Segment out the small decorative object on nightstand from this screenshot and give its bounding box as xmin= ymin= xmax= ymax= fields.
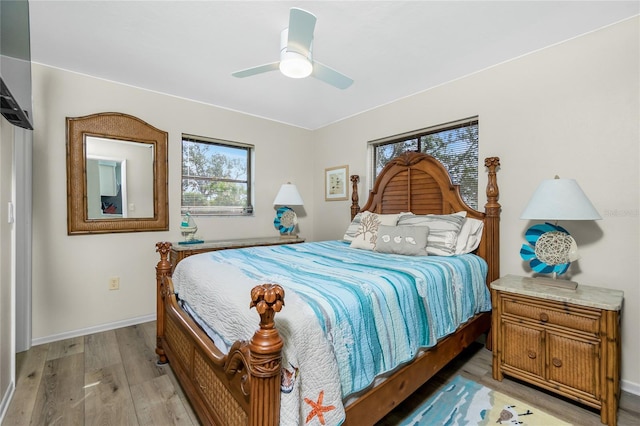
xmin=520 ymin=176 xmax=602 ymax=289
xmin=179 ymin=212 xmax=204 ymax=245
xmin=273 ymin=182 xmax=304 ymax=239
xmin=491 ymin=274 xmax=623 ymax=426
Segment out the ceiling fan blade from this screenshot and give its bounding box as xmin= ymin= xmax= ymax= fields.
xmin=232 ymin=62 xmax=280 ymax=78
xmin=287 ymin=8 xmax=316 ymax=56
xmin=312 ymin=61 xmax=353 ymax=90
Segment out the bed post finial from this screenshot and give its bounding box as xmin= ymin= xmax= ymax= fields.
xmin=155 ymin=241 xmax=172 ymax=364
xmin=484 ymin=157 xmax=500 ymax=207
xmin=351 ymin=175 xmax=360 ymax=220
xmin=250 ymin=284 xmax=285 ymax=332
xmin=248 ymin=284 xmax=285 ymax=426
xmin=156 ymin=241 xmax=172 ymax=274
xmin=483 ymin=157 xmax=501 ymax=285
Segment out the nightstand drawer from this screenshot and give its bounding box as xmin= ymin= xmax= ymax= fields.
xmin=502 ymin=295 xmax=600 ymax=334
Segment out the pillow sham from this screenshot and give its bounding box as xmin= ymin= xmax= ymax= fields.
xmin=397 ymin=212 xmax=466 ymax=256
xmin=349 ymin=212 xmax=400 ymax=251
xmin=455 ymin=217 xmax=484 ymax=254
xmin=343 ymin=212 xmax=363 ymax=242
xmin=374 ymin=225 xmax=429 ymax=256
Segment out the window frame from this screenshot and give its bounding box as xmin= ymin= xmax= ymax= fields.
xmin=368 ymin=117 xmax=479 ymax=208
xmin=181 ymin=134 xmax=254 ymax=216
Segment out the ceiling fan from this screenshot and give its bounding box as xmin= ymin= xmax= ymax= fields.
xmin=232 ymin=8 xmax=353 ymax=90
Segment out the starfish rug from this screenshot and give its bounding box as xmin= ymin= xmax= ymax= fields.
xmin=398 ymin=375 xmax=572 ymax=426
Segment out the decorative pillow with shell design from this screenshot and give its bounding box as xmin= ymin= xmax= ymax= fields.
xmin=374 ymin=225 xmax=429 ymax=256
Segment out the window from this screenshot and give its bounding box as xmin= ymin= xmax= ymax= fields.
xmin=370 ymin=118 xmax=479 ymax=208
xmin=181 ymin=135 xmax=253 ymax=215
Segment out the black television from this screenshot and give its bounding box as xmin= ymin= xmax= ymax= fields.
xmin=0 ymin=0 xmax=33 ymax=130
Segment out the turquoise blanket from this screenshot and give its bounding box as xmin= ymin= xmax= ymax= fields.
xmin=200 ymin=241 xmax=490 ymax=397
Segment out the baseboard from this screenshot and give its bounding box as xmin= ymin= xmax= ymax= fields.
xmin=31 ymin=313 xmax=156 ymax=346
xmin=0 ymin=381 xmax=15 ymax=423
xmin=621 ymin=378 xmax=640 ymax=397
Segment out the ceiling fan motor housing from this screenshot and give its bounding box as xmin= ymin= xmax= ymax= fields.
xmin=279 ymin=29 xmax=313 ymax=78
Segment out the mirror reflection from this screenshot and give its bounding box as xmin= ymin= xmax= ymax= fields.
xmin=86 ymin=137 xmax=154 ymax=219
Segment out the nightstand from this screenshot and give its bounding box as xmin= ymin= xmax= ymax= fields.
xmin=491 ymin=274 xmax=624 ymax=426
xmin=169 ymin=236 xmax=305 ymax=273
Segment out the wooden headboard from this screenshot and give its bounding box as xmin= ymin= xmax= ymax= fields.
xmin=350 ymin=151 xmax=501 ymax=284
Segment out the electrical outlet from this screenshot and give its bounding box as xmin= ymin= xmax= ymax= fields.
xmin=109 ymin=277 xmax=120 ymax=290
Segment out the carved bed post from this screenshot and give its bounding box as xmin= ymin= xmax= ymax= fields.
xmin=248 ymin=284 xmax=285 ymax=426
xmin=350 ymin=175 xmax=360 ymax=220
xmin=483 ymin=157 xmax=501 ymax=285
xmin=155 ymin=241 xmax=172 ymax=364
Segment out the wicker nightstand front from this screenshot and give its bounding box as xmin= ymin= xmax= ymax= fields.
xmin=491 ymin=275 xmax=623 ymax=426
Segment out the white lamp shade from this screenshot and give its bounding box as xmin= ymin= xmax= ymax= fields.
xmin=273 ymin=183 xmax=304 ymax=206
xmin=521 ymin=178 xmax=602 ymax=220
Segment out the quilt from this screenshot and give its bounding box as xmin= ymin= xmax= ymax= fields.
xmin=172 ymin=241 xmax=490 ymax=425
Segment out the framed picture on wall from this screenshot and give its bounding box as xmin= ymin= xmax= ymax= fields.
xmin=325 ymin=165 xmax=349 ymax=201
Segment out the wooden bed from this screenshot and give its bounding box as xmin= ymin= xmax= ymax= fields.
xmin=155 ymin=152 xmax=501 ymax=425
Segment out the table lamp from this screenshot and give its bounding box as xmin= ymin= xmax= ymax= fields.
xmin=520 ymin=176 xmax=601 ymax=289
xmin=273 ymin=183 xmax=304 ymax=238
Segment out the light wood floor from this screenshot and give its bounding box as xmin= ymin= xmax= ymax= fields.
xmin=3 ymin=322 xmax=639 ymax=425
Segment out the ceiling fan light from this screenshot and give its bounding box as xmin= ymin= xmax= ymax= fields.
xmin=279 ymin=51 xmax=313 ymax=79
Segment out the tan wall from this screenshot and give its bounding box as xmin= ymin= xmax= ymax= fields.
xmin=30 ymin=65 xmax=313 ymax=342
xmin=29 ymin=17 xmax=638 ymax=392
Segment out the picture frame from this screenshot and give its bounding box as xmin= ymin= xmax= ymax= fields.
xmin=325 ymin=165 xmax=349 ymax=201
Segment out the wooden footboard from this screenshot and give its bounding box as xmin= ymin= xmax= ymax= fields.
xmin=156 ymin=241 xmax=284 ymax=425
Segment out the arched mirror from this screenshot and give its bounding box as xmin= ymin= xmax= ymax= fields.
xmin=66 ymin=112 xmax=168 ymax=234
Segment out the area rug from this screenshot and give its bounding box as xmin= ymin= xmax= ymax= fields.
xmin=399 ymin=375 xmax=571 ymax=425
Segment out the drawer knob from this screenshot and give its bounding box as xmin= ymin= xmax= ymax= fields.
xmin=527 ymin=350 xmax=537 ymax=359
xmin=539 ymin=312 xmax=549 ymax=322
xmin=552 ymin=357 xmax=563 ymax=368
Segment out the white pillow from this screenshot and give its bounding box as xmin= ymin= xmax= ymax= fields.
xmin=397 ymin=212 xmax=466 ymax=256
xmin=350 ymin=212 xmax=400 ymax=251
xmin=455 ymin=217 xmax=484 ymax=254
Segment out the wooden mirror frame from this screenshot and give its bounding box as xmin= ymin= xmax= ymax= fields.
xmin=66 ymin=112 xmax=169 ymax=235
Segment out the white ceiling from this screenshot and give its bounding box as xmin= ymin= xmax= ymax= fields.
xmin=28 ymin=1 xmax=639 ymax=130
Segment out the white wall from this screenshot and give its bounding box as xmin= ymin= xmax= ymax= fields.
xmin=30 ymin=65 xmax=314 ymax=342
xmin=0 ymin=118 xmax=15 ymax=420
xmin=312 ymin=18 xmax=639 ymax=391
xmin=0 ymin=118 xmax=32 ymax=421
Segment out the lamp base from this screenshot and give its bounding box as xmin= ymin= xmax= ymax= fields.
xmin=532 ymin=276 xmax=578 ymax=290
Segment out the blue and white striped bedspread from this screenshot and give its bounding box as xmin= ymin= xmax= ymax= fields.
xmin=172 ymin=240 xmax=490 ymax=426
